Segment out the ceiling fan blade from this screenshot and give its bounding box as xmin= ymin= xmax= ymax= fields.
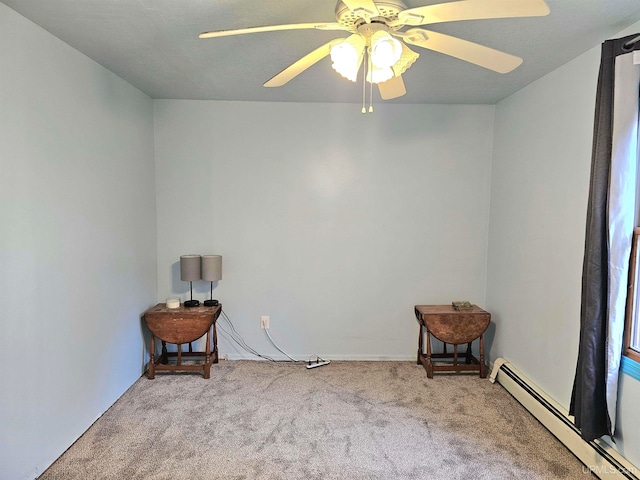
xmin=391 ymin=0 xmax=549 ymax=27
xmin=341 ymin=0 xmax=380 ymax=18
xmin=264 ymin=39 xmax=346 ymax=87
xmin=403 ymin=28 xmax=522 ymax=73
xmin=378 ymin=75 xmax=406 ymax=100
xmin=199 ymin=22 xmax=345 ymax=39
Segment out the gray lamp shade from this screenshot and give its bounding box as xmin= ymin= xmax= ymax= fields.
xmin=201 ymin=255 xmax=222 ymax=282
xmin=180 ymin=255 xmax=201 ymax=281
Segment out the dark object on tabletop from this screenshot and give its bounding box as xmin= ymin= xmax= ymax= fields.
xmin=452 ymin=300 xmax=473 ymax=311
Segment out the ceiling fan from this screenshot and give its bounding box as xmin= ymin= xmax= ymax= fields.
xmin=199 ymin=0 xmax=550 ymax=105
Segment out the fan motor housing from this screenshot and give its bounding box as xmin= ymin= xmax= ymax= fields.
xmin=335 ymin=0 xmax=407 ymax=31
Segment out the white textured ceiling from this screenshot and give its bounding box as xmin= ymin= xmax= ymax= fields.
xmin=2 ymin=0 xmax=640 ymax=104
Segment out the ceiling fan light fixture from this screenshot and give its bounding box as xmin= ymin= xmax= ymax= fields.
xmin=199 ymin=0 xmax=552 ymax=105
xmin=370 ymin=30 xmax=403 ymax=69
xmin=330 ymin=34 xmax=366 ymax=82
xmin=366 ymin=65 xmax=394 ymax=84
xmin=392 ymin=43 xmax=419 ymax=76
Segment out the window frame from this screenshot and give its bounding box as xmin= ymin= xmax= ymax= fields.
xmin=624 ymin=227 xmax=640 ymax=364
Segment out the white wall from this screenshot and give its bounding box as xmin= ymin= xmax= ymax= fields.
xmin=487 ymin=20 xmax=640 ymax=468
xmin=154 ymin=100 xmax=494 ymax=360
xmin=0 ymin=4 xmax=157 ymax=480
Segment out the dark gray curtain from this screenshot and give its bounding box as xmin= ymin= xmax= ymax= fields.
xmin=570 ymin=33 xmax=640 ymax=442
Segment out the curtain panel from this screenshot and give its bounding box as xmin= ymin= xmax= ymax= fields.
xmin=570 ymin=33 xmax=640 ymax=441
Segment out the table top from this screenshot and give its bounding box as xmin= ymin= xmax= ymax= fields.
xmin=415 ymin=304 xmax=489 ymax=316
xmin=415 ymin=304 xmax=490 ymax=344
xmin=143 ymin=303 xmax=221 ymax=344
xmin=144 ymin=303 xmax=221 ymax=315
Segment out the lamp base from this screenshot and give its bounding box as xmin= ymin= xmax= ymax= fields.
xmin=184 ymin=299 xmax=200 ymax=308
xmin=204 ymin=299 xmax=219 ymax=307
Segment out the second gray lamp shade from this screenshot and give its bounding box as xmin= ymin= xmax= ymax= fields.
xmin=180 ymin=254 xmax=201 ymax=307
xmin=202 ymin=255 xmax=222 ymax=307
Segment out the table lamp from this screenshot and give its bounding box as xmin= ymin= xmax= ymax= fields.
xmin=180 ymin=254 xmax=201 ymax=307
xmin=201 ymin=255 xmax=222 ymax=307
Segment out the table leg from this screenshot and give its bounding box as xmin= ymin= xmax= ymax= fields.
xmin=479 ymin=334 xmax=487 ymax=378
xmin=148 ymin=335 xmax=156 ymax=379
xmin=212 ymin=320 xmax=219 ymax=364
xmin=425 ymin=330 xmax=433 ymax=379
xmin=465 ymin=342 xmax=472 ymax=365
xmin=417 ymin=323 xmax=423 ymax=365
xmin=204 ymin=330 xmax=212 ymax=379
xmin=160 ymin=341 xmax=168 ymax=364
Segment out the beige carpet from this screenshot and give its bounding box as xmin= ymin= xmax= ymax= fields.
xmin=39 ymin=361 xmax=594 ymax=479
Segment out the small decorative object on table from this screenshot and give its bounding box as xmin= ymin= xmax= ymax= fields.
xmin=166 ymin=298 xmax=180 ymax=309
xmin=452 ymin=300 xmax=473 ymax=311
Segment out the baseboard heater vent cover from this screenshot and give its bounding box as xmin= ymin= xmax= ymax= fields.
xmin=490 ymin=359 xmax=638 ymax=480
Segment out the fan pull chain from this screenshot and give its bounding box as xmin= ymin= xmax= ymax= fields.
xmin=368 ymin=49 xmax=374 ymax=113
xmin=361 ymin=51 xmax=367 ymax=114
xmin=361 ymin=48 xmax=374 ymax=114
xmin=369 ymin=69 xmax=374 ymax=113
xmin=362 ymin=48 xmax=371 ymax=113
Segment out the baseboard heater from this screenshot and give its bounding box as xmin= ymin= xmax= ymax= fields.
xmin=490 ymin=359 xmax=639 ymax=480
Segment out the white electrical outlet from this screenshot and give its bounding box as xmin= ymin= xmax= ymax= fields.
xmin=260 ymin=315 xmax=270 ymax=329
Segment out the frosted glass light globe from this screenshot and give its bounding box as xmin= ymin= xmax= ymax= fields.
xmin=370 ymin=33 xmax=402 ymax=69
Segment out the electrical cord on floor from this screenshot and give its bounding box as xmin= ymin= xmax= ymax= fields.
xmin=216 ymin=321 xmax=274 ymax=361
xmin=264 ymin=328 xmax=328 ymax=367
xmin=218 ymin=310 xmax=275 ymax=361
xmin=222 ymin=310 xmax=320 ymax=363
xmin=220 ymin=309 xmax=325 ymax=365
xmin=264 ymin=328 xmax=302 ymax=363
xmin=220 ymin=311 xmax=266 ymax=358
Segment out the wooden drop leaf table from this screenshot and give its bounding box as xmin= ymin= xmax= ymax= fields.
xmin=143 ymin=303 xmax=221 ymax=379
xmin=414 ymin=304 xmax=490 ymax=378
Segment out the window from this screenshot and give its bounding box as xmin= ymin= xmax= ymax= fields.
xmin=624 ymin=227 xmax=640 ymax=363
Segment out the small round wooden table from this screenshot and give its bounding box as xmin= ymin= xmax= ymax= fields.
xmin=414 ymin=304 xmax=490 ymax=378
xmin=143 ymin=303 xmax=221 ymax=379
